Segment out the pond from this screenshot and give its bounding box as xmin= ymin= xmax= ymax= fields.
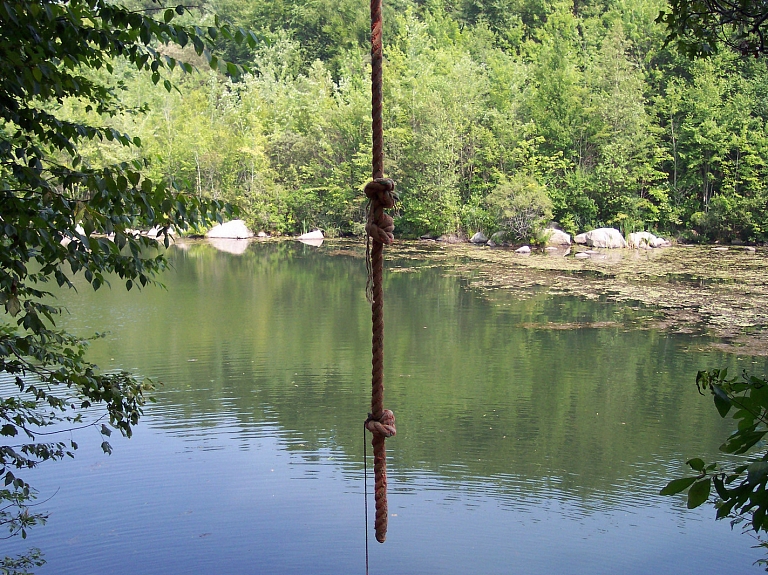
xmin=8 ymin=240 xmax=768 ymax=574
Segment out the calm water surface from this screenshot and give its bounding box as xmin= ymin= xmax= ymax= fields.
xmin=8 ymin=240 xmax=768 ymax=574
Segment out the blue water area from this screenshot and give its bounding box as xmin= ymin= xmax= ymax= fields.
xmin=5 ymin=240 xmax=767 ymax=574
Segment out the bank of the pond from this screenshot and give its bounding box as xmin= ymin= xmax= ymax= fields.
xmin=242 ymin=238 xmax=766 ymax=356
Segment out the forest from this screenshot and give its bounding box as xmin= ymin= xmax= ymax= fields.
xmin=67 ymin=0 xmax=768 ymax=242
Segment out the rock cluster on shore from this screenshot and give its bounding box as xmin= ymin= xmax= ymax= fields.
xmin=459 ymin=226 xmax=673 ymax=252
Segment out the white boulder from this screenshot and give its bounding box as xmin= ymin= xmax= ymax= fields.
xmin=298 ymin=230 xmax=324 ymax=240
xmin=206 ymin=220 xmax=254 ymax=239
xmin=581 ymin=228 xmax=627 ymax=249
xmin=628 ymin=231 xmax=656 ymax=249
xmin=545 ymin=229 xmax=572 ymax=246
xmin=628 ymin=231 xmax=670 ymax=249
xmin=515 ymin=245 xmax=531 ymax=254
xmin=574 ymin=233 xmax=588 ymax=245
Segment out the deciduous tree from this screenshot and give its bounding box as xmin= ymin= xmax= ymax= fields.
xmin=0 ymin=0 xmax=252 ymax=568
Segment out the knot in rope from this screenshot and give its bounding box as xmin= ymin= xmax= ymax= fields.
xmin=365 ymin=409 xmax=396 ymax=438
xmin=364 ymin=178 xmax=397 ymax=245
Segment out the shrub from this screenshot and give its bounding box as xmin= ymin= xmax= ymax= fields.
xmin=484 ymin=174 xmax=553 ymax=243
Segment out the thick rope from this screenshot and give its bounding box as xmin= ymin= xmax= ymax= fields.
xmin=364 ymin=181 xmax=397 ymax=545
xmin=364 ymin=0 xmax=396 ymax=546
xmin=371 ymin=0 xmax=384 ymax=181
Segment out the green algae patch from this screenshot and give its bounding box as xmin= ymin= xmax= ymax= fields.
xmin=382 ymin=241 xmax=768 ymax=355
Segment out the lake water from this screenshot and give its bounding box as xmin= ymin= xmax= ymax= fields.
xmin=7 ymin=240 xmax=768 ymax=574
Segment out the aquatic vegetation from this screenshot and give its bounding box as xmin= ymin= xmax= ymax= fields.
xmin=384 ymin=242 xmax=768 ymax=354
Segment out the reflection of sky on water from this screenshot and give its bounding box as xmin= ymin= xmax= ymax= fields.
xmin=10 ymin=413 xmax=760 ymax=575
xmin=7 ymin=242 xmax=767 ymax=574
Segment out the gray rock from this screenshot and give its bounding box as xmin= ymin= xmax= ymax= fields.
xmin=745 ymin=246 xmax=757 ymax=252
xmin=470 ymin=231 xmax=488 ymax=244
xmin=257 ymin=231 xmax=268 ymax=238
xmin=582 ymin=228 xmax=627 ymax=249
xmin=711 ymin=246 xmax=729 ymax=252
xmin=650 ymin=236 xmax=671 ymax=248
xmin=515 ymin=245 xmax=531 ymax=254
xmin=574 ymin=233 xmax=588 ymax=245
xmin=545 ymin=229 xmax=571 ymax=246
xmin=574 ymin=252 xmax=590 ymax=259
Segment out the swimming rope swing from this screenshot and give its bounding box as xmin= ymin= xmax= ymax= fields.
xmin=363 ymin=0 xmax=397 ymax=548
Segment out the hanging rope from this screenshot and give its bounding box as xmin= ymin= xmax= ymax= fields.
xmin=364 ymin=0 xmax=396 ymax=546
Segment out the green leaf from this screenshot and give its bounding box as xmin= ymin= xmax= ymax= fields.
xmin=163 ymin=9 xmax=173 ymax=23
xmin=712 ymin=385 xmax=731 ymax=417
xmin=687 ymin=478 xmax=711 ymax=509
xmin=660 ymin=476 xmax=697 ymax=495
xmin=713 ymin=475 xmax=728 ymax=499
xmin=748 ymin=462 xmax=768 ymax=485
xmin=753 ymin=504 xmax=768 ymax=532
xmin=687 ymin=458 xmax=706 ymax=471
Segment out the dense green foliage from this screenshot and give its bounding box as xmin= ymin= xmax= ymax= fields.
xmin=661 ymin=369 xmax=768 ymax=562
xmin=0 ymin=0 xmax=244 ymax=569
xmin=72 ymin=0 xmax=768 ymax=242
